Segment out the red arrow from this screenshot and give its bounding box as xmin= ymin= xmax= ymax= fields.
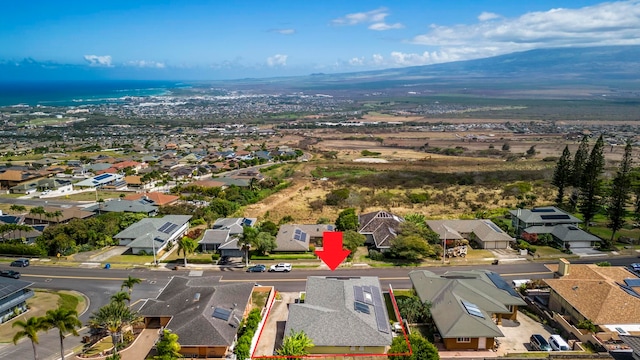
xmin=315 ymin=232 xmax=351 ymax=271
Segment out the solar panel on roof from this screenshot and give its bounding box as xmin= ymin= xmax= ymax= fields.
xmin=212 ymin=307 xmax=232 ymax=321
xmin=487 ymin=222 xmax=503 ymax=233
xmin=620 ymin=285 xmax=640 ymax=299
xmin=164 ymin=223 xmax=178 ymax=234
xmin=461 ymin=300 xmax=484 ymax=318
xmin=371 ymin=289 xmax=389 ymax=333
xmin=624 ymin=278 xmax=640 ymax=287
xmin=486 ymin=271 xmax=519 ymax=297
xmin=242 ymin=218 xmax=252 ymax=226
xmin=540 ymin=214 xmax=571 ymax=220
xmin=158 ymin=222 xmax=171 ymax=233
xmin=354 ymin=286 xmax=365 ymax=303
xmin=354 ymin=302 xmax=370 ymax=314
xmin=300 ymin=232 xmax=307 ymax=242
xmin=94 ymin=173 xmax=112 ymax=181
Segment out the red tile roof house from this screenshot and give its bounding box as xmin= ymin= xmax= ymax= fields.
xmin=124 ymin=192 xmax=180 ymax=206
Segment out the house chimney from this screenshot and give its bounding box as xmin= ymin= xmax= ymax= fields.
xmin=558 ymin=258 xmax=570 ymax=277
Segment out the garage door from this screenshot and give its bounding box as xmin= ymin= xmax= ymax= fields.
xmin=568 ymin=241 xmax=591 ymax=248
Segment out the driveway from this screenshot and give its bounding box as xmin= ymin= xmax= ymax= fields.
xmin=253 ymin=292 xmax=296 ymax=357
xmin=496 ymin=311 xmax=553 ymax=355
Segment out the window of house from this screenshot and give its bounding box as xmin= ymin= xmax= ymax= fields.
xmin=457 ymin=337 xmax=471 ymax=343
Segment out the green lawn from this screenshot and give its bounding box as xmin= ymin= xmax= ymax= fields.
xmin=55 ymin=191 xmax=128 ymax=201
xmin=252 ymin=291 xmax=269 ymax=310
xmin=106 ymin=254 xmax=157 ymax=264
xmin=83 ymin=337 xmax=114 ymax=357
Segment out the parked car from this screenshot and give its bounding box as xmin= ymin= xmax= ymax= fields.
xmin=530 ymin=334 xmax=552 ymax=351
xmin=269 ymin=263 xmax=292 ymax=272
xmin=247 ymin=264 xmax=266 ymax=273
xmin=548 ymin=335 xmax=570 ymax=351
xmin=10 ymin=258 xmax=29 ymax=267
xmin=0 ymin=270 xmax=20 ymax=279
xmin=629 ymin=263 xmax=640 ymax=272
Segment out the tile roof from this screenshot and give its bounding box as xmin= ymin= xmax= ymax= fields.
xmin=124 ymin=192 xmax=180 ymax=206
xmin=139 ymin=277 xmax=253 ymax=347
xmin=285 ymin=276 xmax=393 ymax=347
xmin=544 ymin=264 xmax=640 ymax=325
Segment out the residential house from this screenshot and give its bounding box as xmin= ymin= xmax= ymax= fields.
xmin=197 ymin=217 xmax=256 ymax=257
xmin=124 ymin=175 xmax=155 ymax=190
xmin=0 ymin=277 xmax=34 ymax=323
xmin=426 ymin=220 xmax=514 ymax=249
xmin=23 ymin=206 xmax=94 ymax=225
xmin=74 ymin=173 xmax=125 ymax=189
xmin=358 ymin=211 xmax=404 ymax=251
xmin=85 ymin=199 xmax=159 ymax=217
xmin=138 ymin=277 xmax=254 ymax=358
xmin=409 ymin=269 xmax=526 ymax=350
xmin=274 ymin=224 xmax=335 ymax=252
xmin=114 ymin=215 xmax=192 ymax=255
xmin=285 ymin=276 xmax=393 ymax=354
xmin=544 ymin=260 xmax=640 ymax=335
xmin=509 ymin=207 xmax=600 ymax=249
xmin=11 ymin=178 xmax=73 ymax=196
xmin=509 ymin=206 xmax=581 ymax=234
xmin=124 ymin=192 xmax=180 ymax=206
xmin=1 ymin=225 xmax=44 ymax=244
xmin=0 ymin=169 xmax=46 ymax=189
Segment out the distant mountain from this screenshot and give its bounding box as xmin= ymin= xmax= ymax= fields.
xmin=215 ymin=45 xmax=640 ymax=97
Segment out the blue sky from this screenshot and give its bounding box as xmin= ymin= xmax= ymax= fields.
xmin=2 ymin=0 xmax=639 ymax=80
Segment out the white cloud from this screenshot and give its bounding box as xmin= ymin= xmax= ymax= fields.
xmin=83 ymin=55 xmax=112 ymax=67
xmin=368 ymin=22 xmax=404 ymax=31
xmin=126 ymin=60 xmax=166 ymax=69
xmin=269 ymin=28 xmax=296 ymax=35
xmin=349 ymin=57 xmax=365 ymax=66
xmin=478 ymin=11 xmax=501 ymax=21
xmin=331 ymin=7 xmax=403 ymax=30
xmin=408 ymin=1 xmax=640 ymax=63
xmin=267 ymin=54 xmax=288 ymax=67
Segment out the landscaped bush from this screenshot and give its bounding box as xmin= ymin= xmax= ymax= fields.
xmin=211 ymin=253 xmax=220 ymax=261
xmin=0 ymin=243 xmax=46 ymax=257
xmin=368 ymin=249 xmax=385 ymax=261
xmin=234 ymin=308 xmax=263 ymax=360
xmin=251 ymin=253 xmax=317 ymax=260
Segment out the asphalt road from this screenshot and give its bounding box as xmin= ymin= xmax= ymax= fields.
xmin=1 ymin=255 xmax=637 ymax=360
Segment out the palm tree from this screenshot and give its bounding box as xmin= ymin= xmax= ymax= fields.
xmin=52 ymin=210 xmax=63 ymax=224
xmin=177 ymin=236 xmax=197 ymax=266
xmin=111 ymin=291 xmax=131 ymax=305
xmin=28 ymin=206 xmax=46 ymax=224
xmin=89 ymin=301 xmax=141 ymax=357
xmin=12 ymin=316 xmax=46 ymax=360
xmin=42 ymin=308 xmax=82 ymax=360
xmin=9 ymin=204 xmax=26 ymax=213
xmin=121 ymin=276 xmax=142 ymax=301
xmin=276 ymin=330 xmax=314 ymax=357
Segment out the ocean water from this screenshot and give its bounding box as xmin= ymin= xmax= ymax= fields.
xmin=0 ymin=80 xmax=184 ymax=107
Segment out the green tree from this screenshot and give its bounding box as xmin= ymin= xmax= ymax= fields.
xmin=276 ymin=330 xmax=314 ymax=357
xmin=342 ymin=230 xmax=366 ymax=260
xmin=253 ymin=232 xmax=277 ymax=255
xmin=89 ymin=301 xmax=140 ymax=357
xmin=607 ymin=140 xmax=633 ymax=248
xmin=9 ymin=204 xmax=26 ymax=213
xmin=177 ymin=236 xmax=197 ymax=266
xmin=396 ymin=297 xmax=432 ymax=324
xmin=388 ymin=333 xmax=439 ymax=360
xmin=239 ymin=226 xmax=259 ymax=266
xmin=335 ymin=208 xmax=359 ymax=231
xmin=404 ymin=213 xmax=427 ymax=229
xmin=29 ymin=206 xmax=46 ymax=223
xmin=42 ymin=308 xmax=82 ymax=360
xmin=569 ymin=135 xmax=591 ymax=211
xmin=12 ymin=316 xmax=47 ymax=360
xmin=155 ymin=329 xmax=181 ymax=360
xmin=259 ymin=221 xmax=279 ymax=236
xmin=579 ymin=135 xmax=605 ymax=229
xmin=121 ymin=276 xmax=142 ymax=305
xmin=552 ymin=146 xmax=572 ymax=206
xmin=110 ymin=291 xmax=131 ymax=305
xmin=389 ymin=235 xmax=434 ymax=262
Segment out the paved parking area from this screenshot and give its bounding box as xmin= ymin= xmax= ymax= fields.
xmin=496 ymin=311 xmax=553 ymax=355
xmin=253 ymin=292 xmax=296 ymax=357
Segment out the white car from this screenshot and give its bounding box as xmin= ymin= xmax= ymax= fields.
xmin=269 ymin=263 xmax=292 ymax=272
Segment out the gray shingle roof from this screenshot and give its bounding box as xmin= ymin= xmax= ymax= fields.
xmin=509 ymin=207 xmax=581 ymax=224
xmin=85 ymin=199 xmax=158 ymax=214
xmin=358 ymin=211 xmax=404 ymax=249
xmin=212 ymin=217 xmax=256 ymax=235
xmin=551 ymin=224 xmax=601 ymax=242
xmin=114 ymin=215 xmax=192 ymax=249
xmin=285 ymin=276 xmax=392 ymax=347
xmin=139 ymin=276 xmax=254 ymax=347
xmin=199 ymin=229 xmax=230 ymax=245
xmin=427 ymin=219 xmax=514 ymax=243
xmin=409 ymin=270 xmax=526 ymax=338
xmin=0 ymin=277 xmax=33 ymax=301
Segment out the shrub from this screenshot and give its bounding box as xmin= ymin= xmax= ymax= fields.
xmin=211 ymin=253 xmax=220 ymax=261
xmin=138 ymin=250 xmax=147 ymax=256
xmin=0 ymin=243 xmax=46 ymax=257
xmin=368 ymin=249 xmax=385 ymax=261
xmin=407 ymin=192 xmax=430 ymax=204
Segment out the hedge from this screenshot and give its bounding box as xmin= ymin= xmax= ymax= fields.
xmin=251 ymin=253 xmax=316 ymax=260
xmin=234 ymin=308 xmax=262 ymax=360
xmin=0 ymin=243 xmax=46 ymax=257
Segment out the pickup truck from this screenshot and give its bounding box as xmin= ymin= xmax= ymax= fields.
xmin=269 ymin=263 xmax=292 ymax=272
